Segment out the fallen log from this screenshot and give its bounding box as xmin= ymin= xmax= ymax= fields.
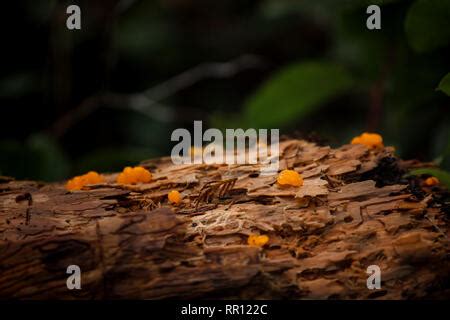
xmin=0 ymin=139 xmax=449 ymax=299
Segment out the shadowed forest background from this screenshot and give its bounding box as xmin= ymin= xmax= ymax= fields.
xmin=0 ymin=0 xmax=449 ymax=182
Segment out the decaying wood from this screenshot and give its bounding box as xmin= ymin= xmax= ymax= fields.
xmin=0 ymin=139 xmax=449 ymax=299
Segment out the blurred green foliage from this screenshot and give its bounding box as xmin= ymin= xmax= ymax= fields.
xmin=0 ymin=134 xmax=69 ymax=181
xmin=243 ymin=61 xmax=354 ymax=128
xmin=0 ymin=0 xmax=449 ymax=182
xmin=404 ymin=0 xmax=450 ymax=53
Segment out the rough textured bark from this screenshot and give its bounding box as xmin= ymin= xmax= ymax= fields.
xmin=0 ymin=139 xmax=449 ymax=299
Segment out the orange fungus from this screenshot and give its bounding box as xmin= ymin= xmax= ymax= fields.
xmin=116 ymin=166 xmax=152 ymax=184
xmin=351 ymin=132 xmax=384 ymax=149
xmin=277 ymin=169 xmax=303 ymax=187
xmin=168 ymin=190 xmax=182 ymax=205
xmin=424 ymin=176 xmax=439 ymax=186
xmin=66 ymin=171 xmax=103 ymax=191
xmin=247 ymin=234 xmax=269 ymax=247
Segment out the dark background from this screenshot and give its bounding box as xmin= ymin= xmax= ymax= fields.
xmin=0 ymin=0 xmax=449 ymax=182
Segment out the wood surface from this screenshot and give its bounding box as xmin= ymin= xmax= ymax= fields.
xmin=0 ymin=139 xmax=449 ymax=299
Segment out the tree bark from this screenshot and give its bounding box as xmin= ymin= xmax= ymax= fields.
xmin=0 ymin=139 xmax=449 ymax=299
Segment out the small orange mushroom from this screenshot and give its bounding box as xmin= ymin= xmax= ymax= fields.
xmin=424 ymin=176 xmax=439 ymax=186
xmin=247 ymin=234 xmax=269 ymax=247
xmin=168 ymin=190 xmax=182 ymax=205
xmin=351 ymin=132 xmax=384 ymax=149
xmin=277 ymin=169 xmax=303 ymax=187
xmin=66 ymin=171 xmax=103 ymax=191
xmin=116 ymin=166 xmax=152 ymax=184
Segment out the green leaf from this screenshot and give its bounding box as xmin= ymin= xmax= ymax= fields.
xmin=437 ymin=72 xmax=450 ymax=96
xmin=408 ymin=168 xmax=450 ymax=189
xmin=405 ymin=0 xmax=450 ymax=53
xmin=243 ymin=61 xmax=354 ymax=128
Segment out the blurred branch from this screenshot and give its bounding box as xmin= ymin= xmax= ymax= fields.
xmin=141 ymin=54 xmax=265 ymax=101
xmin=50 ymin=54 xmax=266 ymax=138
